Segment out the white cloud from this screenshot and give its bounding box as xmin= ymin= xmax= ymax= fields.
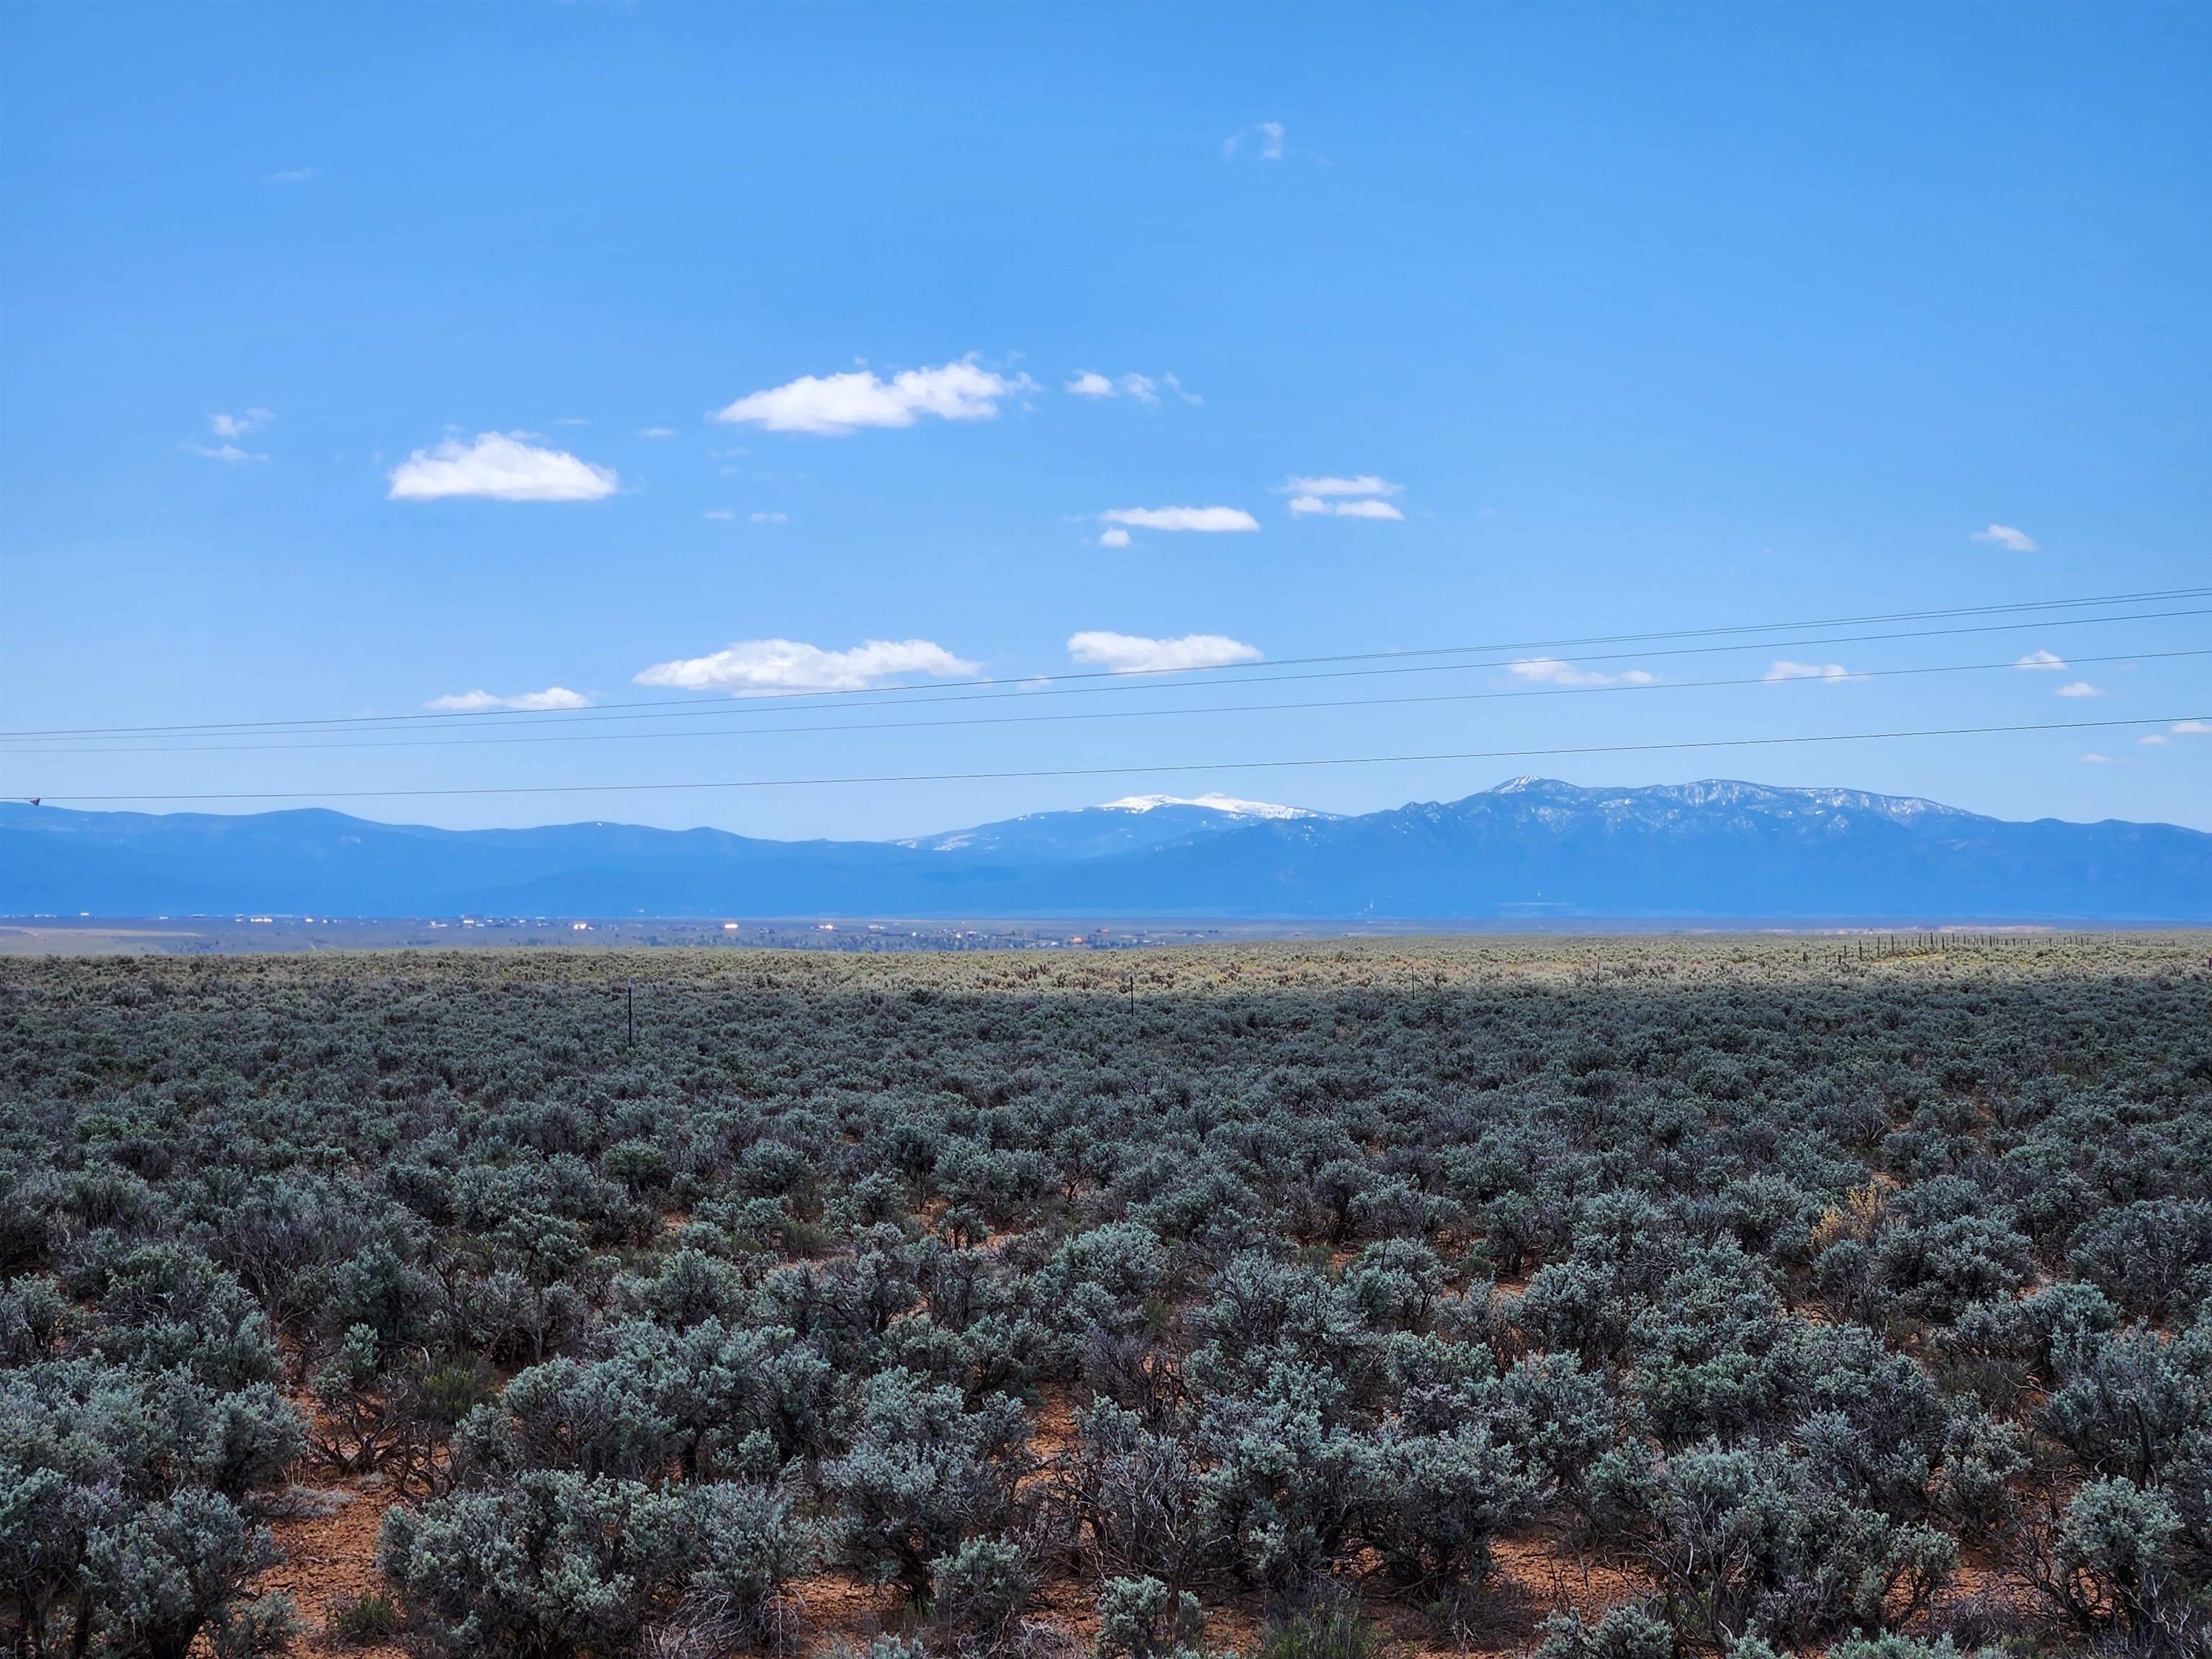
xmin=2172 ymin=719 xmax=2212 ymax=735
xmin=1097 ymin=528 xmax=1132 ymax=549
xmin=186 ymin=408 xmax=273 ymax=461
xmin=1068 ymin=631 xmax=1263 ymax=674
xmin=1067 ymin=371 xmax=1180 ymax=408
xmin=635 ymin=638 xmax=979 ymax=695
xmin=1282 ymin=475 xmax=1402 ymax=498
xmin=639 ymin=426 xmax=678 ymax=439
xmin=1223 ymin=120 xmax=1286 ymax=161
xmin=1971 ymin=523 xmax=2040 ymax=553
xmin=1507 ymin=657 xmax=1657 ymax=688
xmin=387 ymin=432 xmax=619 ymax=502
xmin=2014 ymin=649 xmax=2069 ymax=672
xmin=1282 ymin=475 xmax=1403 ymax=520
xmin=1763 ymin=660 xmax=1858 ymax=683
xmin=1291 ymin=494 xmax=1403 ymax=520
xmin=749 ymin=511 xmax=788 ymax=523
xmin=703 ymin=510 xmax=735 ymax=521
xmin=2080 ymin=752 xmax=2110 ymax=764
xmin=210 ymin=409 xmax=272 ymax=439
xmin=2139 ymin=734 xmax=2169 ymax=746
xmin=712 ymin=356 xmax=1027 ymax=435
xmin=265 ymin=167 xmax=318 ymax=184
xmin=2054 ymin=681 xmax=2102 ymax=698
xmin=426 ymin=687 xmax=592 ymax=712
xmin=1101 ymin=505 xmax=1259 ymax=533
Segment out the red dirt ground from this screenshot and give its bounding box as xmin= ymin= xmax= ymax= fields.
xmin=256 ymin=1478 xmax=405 ymax=1657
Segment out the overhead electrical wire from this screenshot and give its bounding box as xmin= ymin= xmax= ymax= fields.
xmin=9 ymin=647 xmax=2205 ymax=759
xmin=5 ymin=585 xmax=2204 ymax=741
xmin=12 ymin=604 xmax=2208 ymax=745
xmin=7 ymin=604 xmax=2208 ymax=756
xmin=12 ymin=715 xmax=2200 ymax=806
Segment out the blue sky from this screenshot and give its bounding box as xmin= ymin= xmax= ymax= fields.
xmin=1 ymin=2 xmax=2206 ymax=837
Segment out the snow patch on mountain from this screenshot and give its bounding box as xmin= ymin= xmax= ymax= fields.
xmin=1480 ymin=775 xmax=1969 ymax=827
xmin=1099 ymin=793 xmax=1313 ymax=819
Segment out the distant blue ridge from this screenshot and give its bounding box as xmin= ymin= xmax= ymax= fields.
xmin=3 ymin=778 xmax=2206 ymax=921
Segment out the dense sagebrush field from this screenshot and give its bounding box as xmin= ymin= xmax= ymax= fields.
xmin=4 ymin=939 xmax=2210 ymax=1659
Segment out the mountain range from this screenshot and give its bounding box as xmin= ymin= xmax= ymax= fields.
xmin=2 ymin=778 xmax=2206 ymax=922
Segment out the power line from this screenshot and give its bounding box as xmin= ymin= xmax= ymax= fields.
xmin=6 ymin=585 xmax=2203 ymax=740
xmin=12 ymin=714 xmax=2196 ymax=805
xmin=10 ymin=647 xmax=2203 ymax=759
xmin=482 ymin=603 xmax=2209 ymax=731
xmin=111 ymin=609 xmax=2212 ymax=744
xmin=10 ymin=604 xmax=2208 ymax=752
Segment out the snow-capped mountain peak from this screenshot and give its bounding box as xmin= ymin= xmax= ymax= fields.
xmin=1098 ymin=793 xmax=1314 ymax=820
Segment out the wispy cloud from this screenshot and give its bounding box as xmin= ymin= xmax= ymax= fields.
xmin=1282 ymin=474 xmax=1403 ymax=520
xmin=387 ymin=432 xmax=619 ymax=502
xmin=1098 ymin=528 xmax=1132 ymax=549
xmin=1971 ymin=523 xmax=2040 ymax=553
xmin=1224 ymin=120 xmax=1286 ymax=161
xmin=2054 ymin=682 xmax=2102 ymax=698
xmin=712 ymin=356 xmax=1028 ymax=435
xmin=1289 ymin=495 xmax=1403 ymax=520
xmin=1065 ymin=370 xmax=1197 ymax=409
xmin=265 ymin=167 xmax=319 ymax=184
xmin=210 ymin=409 xmax=273 ymax=440
xmin=1283 ymin=475 xmax=1401 ymax=498
xmin=1067 ymin=631 xmax=1262 ymax=674
xmin=639 ymin=426 xmax=678 ymax=439
xmin=2014 ymin=649 xmax=2068 ymax=672
xmin=1763 ymin=660 xmax=1858 ymax=683
xmin=2139 ymin=734 xmax=2169 ymax=746
xmin=184 ymin=408 xmax=273 ymax=462
xmin=635 ymin=638 xmax=979 ymax=695
xmin=426 ymin=687 xmax=592 ymax=712
xmin=1508 ymin=657 xmax=1656 ymax=688
xmin=2170 ymin=719 xmax=2211 ymax=735
xmin=749 ymin=511 xmax=788 ymax=524
xmin=1101 ymin=505 xmax=1259 ymax=533
xmin=2080 ymin=752 xmax=2111 ymax=765
xmin=703 ymin=510 xmax=735 ymax=521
